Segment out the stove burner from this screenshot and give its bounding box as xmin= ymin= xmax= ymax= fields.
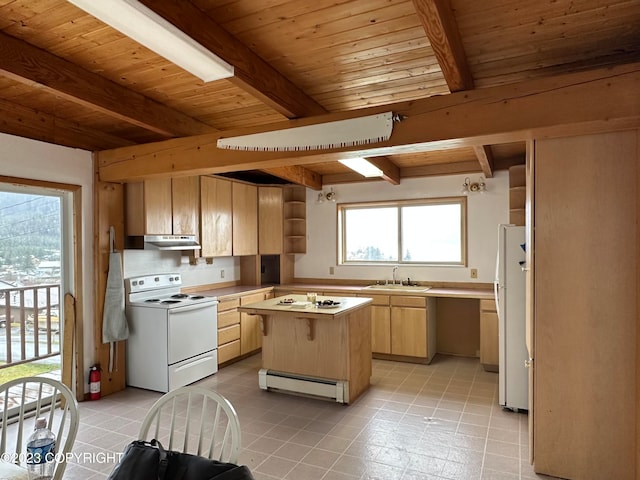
xmin=145 ymin=299 xmax=161 ymax=303
xmin=161 ymin=300 xmax=182 ymax=305
xmin=190 ymin=296 xmax=205 ymax=300
xmin=171 ymin=294 xmax=189 ymax=299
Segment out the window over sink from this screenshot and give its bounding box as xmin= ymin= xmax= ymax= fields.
xmin=337 ymin=197 xmax=466 ymax=266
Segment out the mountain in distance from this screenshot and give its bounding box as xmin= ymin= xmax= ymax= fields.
xmin=0 ymin=192 xmax=61 ymax=279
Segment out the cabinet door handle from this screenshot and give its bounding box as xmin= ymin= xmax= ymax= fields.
xmin=524 ymin=358 xmax=533 ymax=368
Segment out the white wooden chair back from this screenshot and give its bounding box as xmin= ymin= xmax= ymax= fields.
xmin=138 ymin=386 xmax=241 ymax=464
xmin=0 ymin=376 xmax=79 ymax=480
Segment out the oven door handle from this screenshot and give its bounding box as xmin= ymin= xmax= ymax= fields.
xmin=168 ymin=301 xmax=218 ymax=314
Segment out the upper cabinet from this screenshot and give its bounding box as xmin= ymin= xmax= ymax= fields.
xmin=126 ymin=177 xmax=306 ymax=261
xmin=232 ymin=182 xmax=258 ymax=256
xmin=126 ymin=178 xmax=199 ymax=236
xmin=200 ymin=176 xmax=232 ymax=257
xmin=171 ymin=177 xmax=200 ymax=236
xmin=258 ymin=186 xmax=283 ymax=255
xmin=283 ymin=186 xmax=306 ymax=254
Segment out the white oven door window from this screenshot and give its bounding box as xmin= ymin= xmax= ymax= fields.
xmin=167 ymin=303 xmax=217 ymax=364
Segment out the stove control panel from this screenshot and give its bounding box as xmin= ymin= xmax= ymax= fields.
xmin=126 ymin=273 xmax=182 ymax=293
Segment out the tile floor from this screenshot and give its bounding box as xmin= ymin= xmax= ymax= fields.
xmin=61 ymin=354 xmax=558 ymax=480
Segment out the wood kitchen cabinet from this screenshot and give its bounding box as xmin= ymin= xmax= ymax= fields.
xmin=172 ymin=176 xmax=200 ymax=236
xmin=239 ymin=291 xmax=267 ymax=355
xmin=126 ymin=177 xmax=199 ymax=237
xmin=532 ymin=132 xmax=637 ymax=479
xmin=479 ymin=299 xmax=499 ymax=372
xmin=126 ymin=179 xmax=172 ymax=235
xmin=258 ymin=186 xmax=283 ymax=254
xmin=200 ymin=176 xmax=232 ymax=257
xmin=371 ymin=305 xmax=391 ymax=354
xmin=232 ymin=182 xmax=258 ymax=255
xmin=217 ymin=289 xmax=272 ymax=365
xmin=364 ymin=295 xmax=391 ymax=354
xmin=217 ymin=297 xmax=241 ymax=365
xmin=390 ymin=296 xmax=427 ymax=358
xmin=358 ymin=293 xmax=434 ymax=362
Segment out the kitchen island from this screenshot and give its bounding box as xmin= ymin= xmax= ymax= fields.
xmin=237 ymin=294 xmax=372 ymax=404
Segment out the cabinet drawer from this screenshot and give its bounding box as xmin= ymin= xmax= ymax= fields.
xmin=323 ymin=291 xmax=356 ymax=297
xmin=480 ymin=299 xmax=497 ymax=312
xmin=218 ymin=340 xmax=241 ymax=364
xmin=358 ymin=294 xmax=389 ymax=306
xmin=218 ymin=309 xmax=240 ymax=329
xmin=218 ymin=324 xmax=240 ymax=344
xmin=241 ymin=292 xmax=266 ymax=305
xmin=218 ymin=297 xmax=240 ymax=312
xmin=390 ymin=296 xmax=426 ymax=308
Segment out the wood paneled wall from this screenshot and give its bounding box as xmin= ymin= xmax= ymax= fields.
xmin=93 ymin=157 xmax=126 ymax=396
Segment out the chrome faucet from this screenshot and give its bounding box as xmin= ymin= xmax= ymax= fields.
xmin=392 ymin=266 xmax=399 ymax=285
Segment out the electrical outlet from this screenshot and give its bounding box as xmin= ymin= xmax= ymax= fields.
xmin=220 ymin=269 xmax=225 ymax=279
xmin=329 ymin=266 xmax=335 ymax=275
xmin=470 ymin=268 xmax=478 ymax=279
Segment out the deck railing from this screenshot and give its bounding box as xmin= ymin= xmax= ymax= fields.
xmin=0 ymin=284 xmax=61 ymax=368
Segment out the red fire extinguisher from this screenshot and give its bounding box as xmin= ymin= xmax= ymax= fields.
xmin=89 ymin=365 xmax=101 ymax=400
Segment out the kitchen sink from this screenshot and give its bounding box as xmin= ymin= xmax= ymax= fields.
xmin=364 ymin=284 xmax=431 ymax=292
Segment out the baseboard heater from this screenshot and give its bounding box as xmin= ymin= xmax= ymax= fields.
xmin=258 ymin=369 xmax=349 ymax=404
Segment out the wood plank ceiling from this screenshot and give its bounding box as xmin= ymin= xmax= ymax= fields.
xmin=0 ymin=0 xmax=638 ymax=188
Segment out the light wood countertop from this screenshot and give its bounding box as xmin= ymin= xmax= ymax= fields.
xmin=185 ymin=284 xmax=275 ymax=299
xmin=187 ymin=283 xmax=494 ymax=301
xmin=237 ymin=294 xmax=372 ymax=318
xmin=275 ymin=284 xmax=494 ymax=300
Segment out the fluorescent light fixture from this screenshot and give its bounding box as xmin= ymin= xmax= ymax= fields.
xmin=339 ymin=158 xmax=383 ymax=178
xmin=68 ymin=0 xmax=234 ymax=82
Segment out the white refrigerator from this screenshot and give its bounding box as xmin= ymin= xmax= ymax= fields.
xmin=494 ymin=224 xmax=529 ymax=411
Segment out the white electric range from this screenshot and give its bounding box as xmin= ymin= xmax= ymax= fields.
xmin=125 ymin=273 xmax=218 ymax=392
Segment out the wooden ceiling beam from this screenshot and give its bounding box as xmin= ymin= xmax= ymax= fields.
xmin=366 ymin=157 xmax=401 ymax=185
xmin=401 ymin=160 xmax=482 ymax=179
xmin=139 ymin=0 xmax=326 ymax=119
xmin=413 ymin=1 xmax=498 ymax=176
xmin=0 ymin=97 xmax=135 ymax=151
xmin=139 ymin=0 xmax=345 ymax=189
xmin=323 ymin=160 xmax=483 ymax=185
xmin=412 ymin=0 xmax=474 ymax=92
xmin=473 ymin=145 xmax=494 ymax=178
xmin=142 ymin=1 xmax=403 ymax=188
xmin=0 ymin=31 xmax=214 ymax=138
xmin=262 ymin=166 xmax=323 ymax=190
xmin=97 ymin=62 xmax=640 ymax=182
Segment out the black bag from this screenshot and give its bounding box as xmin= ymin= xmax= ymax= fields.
xmin=107 ymin=439 xmax=255 ymax=480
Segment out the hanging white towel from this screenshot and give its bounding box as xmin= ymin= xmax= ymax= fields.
xmin=102 ymin=227 xmax=128 ymax=372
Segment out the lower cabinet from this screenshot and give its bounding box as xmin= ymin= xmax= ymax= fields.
xmin=371 ymin=305 xmax=391 ymax=354
xmin=479 ymin=299 xmax=499 ymax=371
xmin=367 ymin=295 xmax=391 ymax=354
xmin=240 ymin=291 xmax=269 ymax=355
xmin=359 ymin=294 xmax=434 ymax=363
xmin=217 ymin=289 xmax=272 ymax=365
xmin=217 ymin=297 xmax=241 ymax=365
xmin=390 ymin=296 xmax=427 ymax=358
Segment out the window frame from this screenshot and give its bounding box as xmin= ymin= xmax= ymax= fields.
xmin=337 ymin=196 xmax=467 ymax=266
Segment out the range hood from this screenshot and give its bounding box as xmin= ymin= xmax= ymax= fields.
xmin=143 ymin=235 xmax=201 ymax=251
